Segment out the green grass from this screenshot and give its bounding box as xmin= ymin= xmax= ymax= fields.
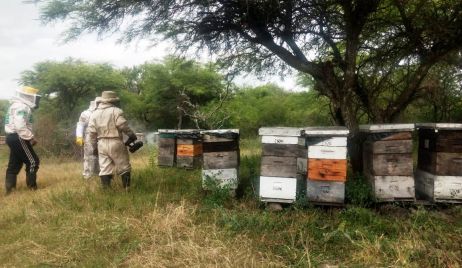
xmin=0 ymin=142 xmax=461 ymax=267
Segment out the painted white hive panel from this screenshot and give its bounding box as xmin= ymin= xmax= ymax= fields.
xmin=306 ymin=137 xmax=347 ymax=147
xmin=303 ymin=126 xmax=349 ymax=136
xmin=202 ymin=169 xmax=238 ymax=189
xmin=416 ymin=123 xmax=462 ymax=130
xmin=306 ymin=180 xmax=345 ymax=203
xmin=258 ymin=127 xmax=302 ymax=137
xmin=415 ymin=169 xmax=462 ymax=202
xmin=359 ymin=124 xmax=415 ymax=133
xmin=307 ymin=146 xmax=347 ymax=159
xmin=259 ymin=176 xmax=297 ymax=202
xmin=371 ymin=175 xmax=415 ymax=201
xmin=261 ymin=135 xmax=299 ymax=145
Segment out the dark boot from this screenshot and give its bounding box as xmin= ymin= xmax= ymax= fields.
xmin=26 ymin=172 xmax=38 ymax=190
xmin=100 ymin=175 xmax=112 ymax=188
xmin=5 ymin=173 xmax=17 ymax=195
xmin=121 ymin=172 xmax=131 ymax=190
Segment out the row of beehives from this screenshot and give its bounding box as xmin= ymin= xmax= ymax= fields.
xmin=157 ymin=129 xmax=240 ymax=190
xmin=259 ymin=123 xmax=462 ymax=205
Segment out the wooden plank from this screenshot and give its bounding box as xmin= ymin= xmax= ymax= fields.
xmin=307 ymin=159 xmax=347 ymax=182
xmin=177 ymin=144 xmax=203 ymax=157
xmin=261 ymin=156 xmax=297 ymax=178
xmin=365 ymin=173 xmax=415 ymax=201
xmin=302 ymin=126 xmax=349 ymax=136
xmin=359 ymin=124 xmax=415 ymax=133
xmin=261 ymin=135 xmax=299 ymax=145
xmin=305 ymin=137 xmax=347 ymax=147
xmin=262 ymin=144 xmax=304 ymax=157
xmin=259 ymin=176 xmax=297 ymax=203
xmin=419 ymin=129 xmax=462 ymax=153
xmin=258 ymin=127 xmax=302 ymax=137
xmin=176 ymin=156 xmax=202 ymax=169
xmin=416 ymin=123 xmax=462 ymax=130
xmin=201 ymin=129 xmax=239 ymax=142
xmin=203 ymin=151 xmax=239 ymax=169
xmin=306 ymin=180 xmax=345 ymax=204
xmin=365 ymin=132 xmax=412 ymax=141
xmin=367 ymin=153 xmax=413 ymax=176
xmin=296 ymin=157 xmax=307 ymax=174
xmin=158 ymin=138 xmax=175 ymax=146
xmin=307 ymin=146 xmax=347 ymax=160
xmin=177 ymin=138 xmax=201 ymax=145
xmin=202 ymin=168 xmax=238 ymax=189
xmin=202 ymin=135 xmax=236 ymax=143
xmin=418 ymin=150 xmax=462 ymax=176
xmin=366 ymin=140 xmax=413 ymax=154
xmin=202 ymin=141 xmax=238 ymax=153
xmin=415 ymin=169 xmax=462 ymax=203
xmin=157 ymin=155 xmax=175 ymax=167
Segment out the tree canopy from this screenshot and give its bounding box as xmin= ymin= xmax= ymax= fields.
xmin=37 ymin=0 xmax=462 ymax=128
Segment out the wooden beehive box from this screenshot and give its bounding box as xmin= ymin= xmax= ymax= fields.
xmin=360 ymin=124 xmax=416 ymax=202
xmin=157 ymin=129 xmax=177 ymax=167
xmin=303 ymin=127 xmax=349 ymax=205
xmin=415 ymin=123 xmax=462 ymax=203
xmin=201 ymin=129 xmax=240 ymax=190
xmin=258 ymin=127 xmax=304 ymax=203
xmin=176 ymin=129 xmax=203 ymax=169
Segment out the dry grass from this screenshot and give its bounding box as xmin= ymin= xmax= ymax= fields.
xmin=0 ymin=144 xmax=461 ymax=267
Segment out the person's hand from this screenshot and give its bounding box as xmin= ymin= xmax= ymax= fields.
xmin=30 ymin=138 xmax=37 ymax=146
xmin=76 ymin=137 xmax=84 ymax=146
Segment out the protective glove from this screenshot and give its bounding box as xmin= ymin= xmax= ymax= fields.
xmin=76 ymin=137 xmax=84 ymax=146
xmin=30 ymin=138 xmax=38 ymax=146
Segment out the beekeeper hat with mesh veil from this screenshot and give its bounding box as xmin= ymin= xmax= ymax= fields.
xmin=99 ymin=91 xmax=120 ymax=103
xmin=15 ymin=86 xmax=41 ymax=109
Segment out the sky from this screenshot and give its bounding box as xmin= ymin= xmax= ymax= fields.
xmin=0 ymin=1 xmax=300 ymax=100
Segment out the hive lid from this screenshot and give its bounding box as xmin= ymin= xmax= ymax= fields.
xmin=258 ymin=127 xmax=303 ymax=137
xmin=302 ymin=126 xmax=349 ymax=136
xmin=158 ymin=129 xmax=178 ymax=133
xmin=359 ymin=124 xmax=415 ymax=133
xmin=200 ymin=129 xmax=239 ymax=135
xmin=416 ymin=123 xmax=462 ymax=130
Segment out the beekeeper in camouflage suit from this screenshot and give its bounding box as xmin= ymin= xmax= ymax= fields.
xmin=76 ymin=98 xmax=100 ymax=179
xmin=87 ymin=91 xmax=137 ymax=189
xmin=4 ymin=86 xmax=41 ymax=194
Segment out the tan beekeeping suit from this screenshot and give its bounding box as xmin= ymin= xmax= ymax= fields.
xmin=87 ymin=92 xmax=135 ymax=176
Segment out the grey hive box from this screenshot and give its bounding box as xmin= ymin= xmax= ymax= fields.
xmin=259 ymin=127 xmax=305 ymax=204
xmin=360 ymin=124 xmax=416 ymax=202
xmin=415 ymin=123 xmax=462 ymax=203
xmin=201 ymin=129 xmax=240 ymax=190
xmin=157 ymin=129 xmax=177 ymax=167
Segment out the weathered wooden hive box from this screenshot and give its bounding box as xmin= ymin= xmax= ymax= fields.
xmin=258 ymin=127 xmax=305 ymax=204
xmin=360 ymin=124 xmax=415 ymax=202
xmin=415 ymin=123 xmax=462 ymax=203
xmin=302 ymin=127 xmax=349 ymax=205
xmin=201 ymin=129 xmax=240 ymax=190
xmin=176 ymin=129 xmax=203 ymax=169
xmin=157 ymin=129 xmax=177 ymax=167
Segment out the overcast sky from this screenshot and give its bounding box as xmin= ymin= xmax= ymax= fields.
xmin=0 ymin=1 xmax=299 ymax=100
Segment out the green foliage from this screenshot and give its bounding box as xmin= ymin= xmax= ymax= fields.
xmin=203 ymin=84 xmax=331 ymax=136
xmin=345 ymin=173 xmax=374 ymax=207
xmin=0 ymin=100 xmax=9 ymax=135
xmin=120 ymin=56 xmax=225 ymax=129
xmin=202 ymin=176 xmax=233 ymax=208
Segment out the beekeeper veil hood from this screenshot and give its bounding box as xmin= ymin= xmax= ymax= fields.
xmin=15 ymin=86 xmax=41 ymax=109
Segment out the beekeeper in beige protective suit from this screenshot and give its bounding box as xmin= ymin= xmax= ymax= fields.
xmin=76 ymin=98 xmax=100 ymax=179
xmin=87 ymin=91 xmax=137 ymax=189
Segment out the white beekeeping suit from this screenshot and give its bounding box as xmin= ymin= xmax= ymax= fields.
xmin=76 ymin=98 xmax=100 ymax=179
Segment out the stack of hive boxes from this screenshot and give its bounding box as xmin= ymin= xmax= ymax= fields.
xmin=415 ymin=123 xmax=462 ymax=203
xmin=176 ymin=129 xmax=203 ymax=169
xmin=259 ymin=127 xmax=304 ymax=204
xmin=360 ymin=124 xmax=415 ymax=202
xmin=201 ymin=129 xmax=240 ymax=191
xmin=157 ymin=129 xmax=177 ymax=167
xmin=303 ymin=127 xmax=349 ymax=205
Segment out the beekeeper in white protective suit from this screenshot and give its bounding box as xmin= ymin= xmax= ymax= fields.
xmin=76 ymin=98 xmax=100 ymax=179
xmin=4 ymin=86 xmax=41 ymax=195
xmin=87 ymin=91 xmax=137 ymax=189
